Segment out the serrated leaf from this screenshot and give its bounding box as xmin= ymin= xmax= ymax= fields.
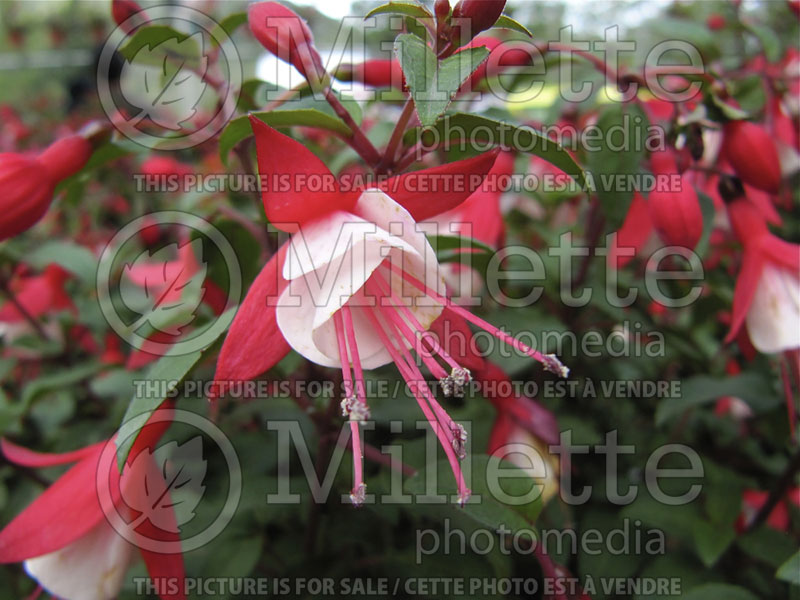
xmin=120 ymin=238 xmax=207 ymax=337
xmin=123 ymin=437 xmax=207 ymax=531
xmin=394 ymin=34 xmax=488 ymax=127
xmin=493 ymin=15 xmax=533 ymax=37
xmin=405 ymin=113 xmax=586 ymax=188
xmin=218 ymin=109 xmax=352 ymax=164
xmin=365 ymin=1 xmax=433 ymax=21
xmin=120 ymin=31 xmax=208 ymax=131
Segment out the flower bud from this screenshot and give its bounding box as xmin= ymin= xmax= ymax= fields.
xmin=435 ymin=0 xmax=451 ymax=21
xmin=111 ymin=0 xmax=148 ymax=33
xmin=335 ymin=59 xmax=405 ymax=90
xmin=647 ymin=150 xmax=703 ymax=250
xmin=722 ymin=120 xmax=782 ymax=194
xmin=450 ymin=0 xmax=506 ymax=45
xmin=706 ymin=14 xmax=726 ymax=30
xmin=0 ymin=135 xmax=91 ymax=241
xmin=248 ymin=1 xmax=324 ymax=81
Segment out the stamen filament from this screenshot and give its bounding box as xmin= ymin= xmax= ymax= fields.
xmin=383 ymin=262 xmax=569 ymax=378
xmin=361 ymin=303 xmax=470 ymax=504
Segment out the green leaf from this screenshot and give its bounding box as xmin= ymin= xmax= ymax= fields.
xmin=693 ymin=520 xmax=735 ymax=567
xmin=655 ymin=372 xmax=781 ymax=426
xmin=680 ymin=584 xmax=758 ymax=600
xmin=114 ymin=307 xmax=234 ymax=470
xmin=365 ymin=1 xmax=433 ymax=21
xmin=394 ymin=34 xmax=489 ymax=127
xmin=218 ymin=109 xmax=352 ymax=164
xmin=742 ymin=21 xmax=781 ymax=63
xmin=493 ymin=15 xmax=533 ymax=37
xmin=26 ymin=241 xmax=98 ymax=285
xmin=584 ymin=103 xmax=649 ymax=231
xmin=693 ymin=191 xmax=716 ymax=259
xmin=215 ymin=12 xmax=247 ymax=39
xmin=776 ymin=550 xmax=800 ymax=585
xmin=405 ymin=113 xmax=586 ymax=188
xmin=118 ymin=25 xmax=201 ymax=66
xmin=21 ymin=363 xmax=101 ymax=407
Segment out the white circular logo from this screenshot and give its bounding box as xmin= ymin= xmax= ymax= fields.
xmin=97 ymin=408 xmax=242 ymax=554
xmin=97 ymin=5 xmax=242 ymax=150
xmin=96 ymin=211 xmax=241 ymax=357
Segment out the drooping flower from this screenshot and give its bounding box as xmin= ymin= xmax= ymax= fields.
xmin=212 ymin=118 xmax=568 ymax=505
xmin=0 ymin=405 xmax=185 ymax=600
xmin=725 ymin=197 xmax=800 ymax=354
xmin=0 ymin=135 xmax=92 ymax=241
xmin=722 ymin=120 xmax=782 ymax=194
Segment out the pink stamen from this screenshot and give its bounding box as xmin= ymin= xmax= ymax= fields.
xmin=362 ymin=303 xmax=470 ymax=504
xmin=373 ymin=272 xmax=461 ymax=371
xmin=383 ymin=262 xmax=569 ymax=378
xmin=333 ymin=310 xmax=366 ymax=506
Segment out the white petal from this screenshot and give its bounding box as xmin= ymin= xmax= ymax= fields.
xmin=276 ymin=190 xmax=446 ymax=369
xmin=24 ymin=519 xmax=135 ymax=600
xmin=746 ymin=264 xmax=800 ymax=353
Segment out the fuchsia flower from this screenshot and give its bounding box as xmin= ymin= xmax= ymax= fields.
xmin=725 ymin=197 xmax=800 ymax=354
xmin=0 ymin=135 xmax=91 ymax=241
xmin=0 ymin=405 xmax=185 ymax=600
xmin=212 ymin=118 xmax=568 ymax=505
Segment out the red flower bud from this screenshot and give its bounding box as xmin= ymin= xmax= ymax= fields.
xmin=337 ymin=59 xmax=405 ymax=89
xmin=706 ymin=14 xmax=726 ymax=30
xmin=248 ymin=1 xmax=324 ymax=81
xmin=435 ymin=0 xmax=451 ymax=21
xmin=111 ymin=0 xmax=148 ymax=33
xmin=789 ymin=0 xmax=800 ymax=18
xmin=0 ymin=135 xmax=91 ymax=241
xmin=450 ymin=0 xmax=506 ymax=45
xmin=722 ymin=120 xmax=782 ymax=194
xmin=647 ymin=151 xmax=703 ymax=249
